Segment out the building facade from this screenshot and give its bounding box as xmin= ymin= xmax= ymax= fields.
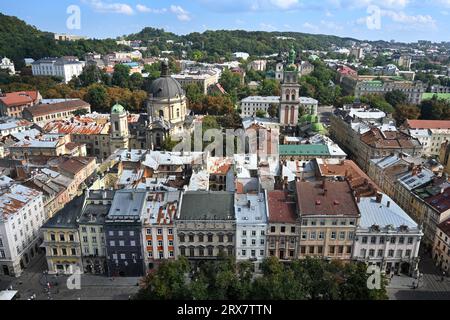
xmin=77 ymin=189 xmax=115 ymax=275
xmin=175 ymin=191 xmax=236 ymax=262
xmin=235 ymin=192 xmax=268 ymax=271
xmin=296 ymin=180 xmax=360 ymax=260
xmin=142 ymin=190 xmax=180 ymax=272
xmin=353 ymin=194 xmax=422 ymax=276
xmin=266 ymin=191 xmax=299 ymax=261
xmin=0 ymin=183 xmax=45 ymax=277
xmin=355 ymin=80 xmax=425 ymax=105
xmin=41 ymin=196 xmax=83 ymax=275
xmin=31 ymin=57 xmax=85 ymax=83
xmin=0 ymin=91 xmax=41 ymax=118
xmin=22 ymin=99 xmax=91 ymax=124
xmin=433 ymin=219 xmax=450 ymax=273
xmin=104 ymin=190 xmax=146 ymax=277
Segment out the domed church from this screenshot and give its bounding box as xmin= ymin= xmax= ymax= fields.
xmin=146 ymin=61 xmax=188 ymax=149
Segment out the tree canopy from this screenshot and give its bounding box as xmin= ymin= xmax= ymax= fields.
xmin=134 ymin=256 xmax=388 ymax=301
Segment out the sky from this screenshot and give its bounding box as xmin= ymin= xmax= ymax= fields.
xmin=1 ymin=0 xmax=450 ymax=43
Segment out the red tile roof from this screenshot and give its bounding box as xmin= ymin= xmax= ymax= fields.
xmin=319 ymin=160 xmax=380 ymax=196
xmin=58 ymin=157 xmax=95 ymax=175
xmin=296 ymin=180 xmax=360 ymax=217
xmin=361 ymin=128 xmax=418 ymax=149
xmin=0 ymin=91 xmax=40 ymax=107
xmin=24 ymin=100 xmax=90 ymax=117
xmin=425 ymin=187 xmax=450 ymax=213
xmin=267 ymin=191 xmax=297 ymax=223
xmin=407 ymin=120 xmax=450 ymax=130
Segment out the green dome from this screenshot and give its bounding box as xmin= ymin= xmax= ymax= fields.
xmin=111 ymin=103 xmax=125 ymax=114
xmin=312 ymin=122 xmax=325 ymax=133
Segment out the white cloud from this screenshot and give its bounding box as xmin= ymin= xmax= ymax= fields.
xmin=83 ymin=0 xmax=134 ymax=15
xmin=434 ymin=0 xmax=450 ymax=8
xmin=269 ymin=0 xmax=299 ymax=9
xmin=170 ymin=5 xmax=191 ymax=21
xmin=259 ymin=22 xmax=276 ymax=31
xmin=302 ymin=22 xmax=320 ymax=32
xmin=382 ymin=10 xmax=437 ymax=29
xmin=327 ymin=0 xmax=410 ymax=9
xmin=136 ymin=4 xmax=167 ymax=14
xmin=320 ymin=20 xmax=344 ymax=32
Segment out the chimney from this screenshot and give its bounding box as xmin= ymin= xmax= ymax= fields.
xmin=376 ymin=193 xmax=383 ymax=203
xmin=356 ymin=195 xmax=361 ymax=203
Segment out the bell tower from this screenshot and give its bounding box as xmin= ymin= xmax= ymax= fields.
xmin=110 ymin=103 xmax=129 ymax=152
xmin=279 ymin=70 xmax=301 ymax=127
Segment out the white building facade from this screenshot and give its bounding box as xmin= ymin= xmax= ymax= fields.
xmin=235 ymin=192 xmax=268 ymax=271
xmin=32 ymin=57 xmax=85 ymax=83
xmin=353 ymin=194 xmax=422 ymax=276
xmin=0 ymin=183 xmax=45 ymax=277
xmin=240 ymin=95 xmax=318 ymax=118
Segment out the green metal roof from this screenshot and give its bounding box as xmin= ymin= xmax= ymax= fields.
xmin=111 ymin=103 xmax=125 ymax=114
xmin=312 ymin=122 xmax=326 ymax=133
xmin=279 ymin=144 xmax=330 ymax=156
xmin=363 ymin=80 xmax=383 ymax=86
xmin=422 ymin=93 xmax=450 ymax=102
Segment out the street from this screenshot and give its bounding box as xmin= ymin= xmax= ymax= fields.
xmin=0 ymin=254 xmax=141 ymax=300
xmin=387 ymin=252 xmax=450 ymax=300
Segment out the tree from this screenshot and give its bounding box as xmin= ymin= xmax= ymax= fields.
xmin=191 ymin=49 xmax=204 ymax=61
xmin=161 ymin=136 xmax=179 ymax=151
xmin=258 ymin=79 xmax=280 ymax=96
xmin=72 ymin=109 xmax=89 ymax=117
xmin=360 ymin=94 xmax=394 ymax=114
xmin=143 ymin=63 xmax=161 ymax=82
xmin=219 ymin=69 xmax=241 ymax=94
xmin=77 ymin=64 xmax=104 ymax=87
xmin=129 ymin=72 xmax=144 ymax=91
xmin=420 ymin=95 xmax=450 ymax=120
xmin=256 ymin=110 xmax=267 ymax=118
xmin=393 ymin=104 xmax=421 ymax=125
xmin=185 ymin=83 xmax=204 ymax=105
xmin=385 ymin=90 xmax=407 ymax=108
xmin=268 ymin=104 xmax=279 ymax=118
xmin=112 ymin=64 xmax=131 ymax=88
xmin=84 ymin=84 xmax=109 ymax=111
xmin=135 ymin=256 xmax=191 ymax=300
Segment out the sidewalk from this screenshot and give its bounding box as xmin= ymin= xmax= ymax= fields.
xmin=386 ymin=274 xmax=418 ymax=290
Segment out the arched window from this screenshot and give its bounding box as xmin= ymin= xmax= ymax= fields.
xmin=290 ymin=106 xmax=295 ymax=125
xmin=285 ymin=89 xmax=290 ymax=101
xmin=284 ymin=106 xmax=289 ymax=124
xmin=177 ymin=108 xmax=180 ymax=118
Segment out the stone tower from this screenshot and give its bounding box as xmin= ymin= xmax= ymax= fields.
xmin=279 ymin=70 xmax=301 ymax=127
xmin=110 ymin=103 xmax=129 ymax=152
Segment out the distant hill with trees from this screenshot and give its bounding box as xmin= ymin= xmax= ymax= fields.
xmin=0 ymin=13 xmax=126 ymax=69
xmin=0 ymin=12 xmax=363 ymax=68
